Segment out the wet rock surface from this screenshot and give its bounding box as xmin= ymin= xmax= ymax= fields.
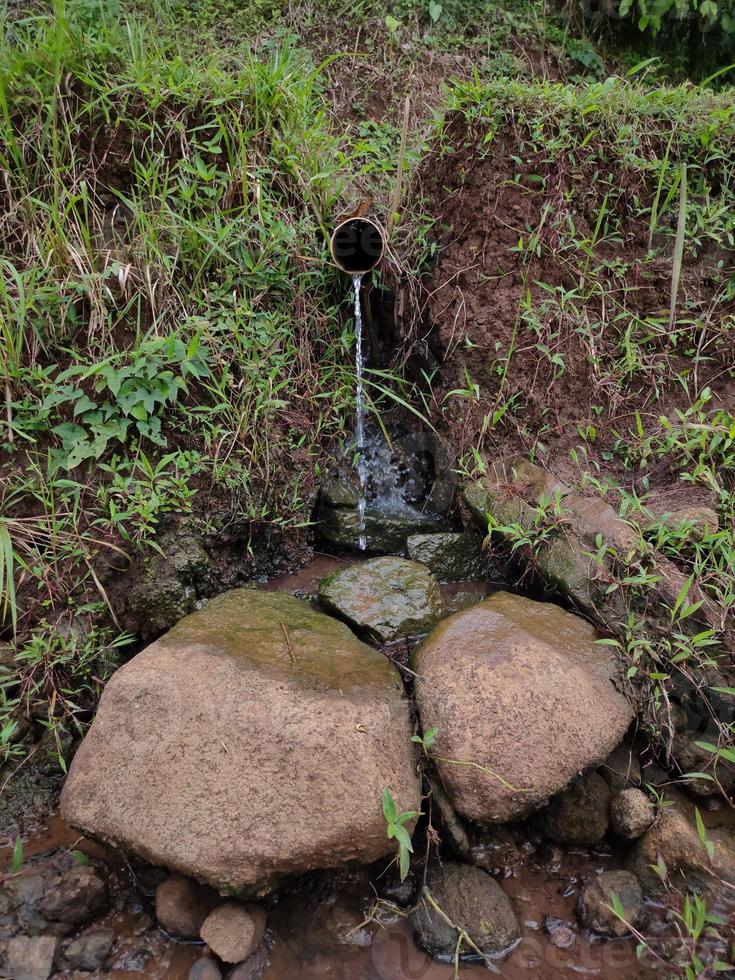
xmin=189 ymin=956 xmax=223 ymax=980
xmin=319 ymin=557 xmax=445 ymax=642
xmin=0 ymin=851 xmax=108 ymax=942
xmin=407 ymin=532 xmax=494 ymax=582
xmin=628 ymin=805 xmax=735 ymax=896
xmin=318 ymin=501 xmax=444 ymax=554
xmin=2 ymin=933 xmax=57 ymax=980
xmin=199 ymin=902 xmax=266 ymax=964
xmin=413 ymin=592 xmax=633 ymax=822
xmin=577 ymin=870 xmax=644 ymax=937
xmin=0 ymin=729 xmax=72 ymax=843
xmin=58 ymin=927 xmax=114 ymax=970
xmin=541 ymin=772 xmax=611 ymax=845
xmin=155 ymin=874 xmax=220 ymax=938
xmin=39 ymin=864 xmax=108 ymax=926
xmin=127 ymin=530 xmax=215 ymax=639
xmin=61 ymin=589 xmax=420 ymax=894
xmin=598 ymin=743 xmax=642 ymax=795
xmin=609 ymin=789 xmax=654 ymax=839
xmin=411 ymin=863 xmax=520 ymax=960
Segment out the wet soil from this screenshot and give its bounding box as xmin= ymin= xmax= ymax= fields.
xmin=0 ymin=813 xmax=657 ymax=980
xmin=408 ymin=121 xmax=735 ymax=492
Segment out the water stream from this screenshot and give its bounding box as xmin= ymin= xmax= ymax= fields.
xmin=353 ymin=273 xmax=367 ymax=551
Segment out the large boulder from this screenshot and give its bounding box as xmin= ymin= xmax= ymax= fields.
xmin=413 ymin=592 xmax=633 ymax=822
xmin=319 ymin=558 xmax=445 ymax=643
xmin=61 ymin=590 xmax=420 ymax=894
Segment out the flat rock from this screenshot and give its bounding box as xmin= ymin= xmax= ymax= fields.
xmin=319 ymin=557 xmax=445 ymax=643
xmin=2 ymin=934 xmax=57 ymax=980
xmin=318 ymin=504 xmax=444 ymax=554
xmin=407 ymin=532 xmax=492 ymax=582
xmin=411 ymin=863 xmax=519 ymax=960
xmin=200 ymin=902 xmax=265 ymax=964
xmin=60 ymin=929 xmax=114 ymax=971
xmin=61 ymin=590 xmax=420 ymax=894
xmin=413 ymin=592 xmax=633 ymax=822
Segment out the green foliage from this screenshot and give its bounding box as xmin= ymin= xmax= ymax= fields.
xmin=10 ymin=836 xmax=23 ymax=875
xmin=411 ymin=725 xmax=438 ymax=754
xmin=0 ymin=622 xmax=133 ymax=767
xmin=37 ymin=335 xmax=212 ymax=470
xmin=617 ymin=0 xmax=734 ymax=38
xmin=381 ymin=788 xmax=421 ymax=880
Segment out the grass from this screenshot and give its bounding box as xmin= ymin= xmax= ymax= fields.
xmin=0 ymin=0 xmax=365 ymax=768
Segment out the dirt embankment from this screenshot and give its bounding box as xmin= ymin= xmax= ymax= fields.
xmin=405 ymin=110 xmax=735 ymax=493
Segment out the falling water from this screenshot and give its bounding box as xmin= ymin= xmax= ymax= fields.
xmin=353 ymin=274 xmax=367 ymax=551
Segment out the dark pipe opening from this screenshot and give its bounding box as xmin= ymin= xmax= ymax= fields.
xmin=330 ymin=217 xmax=385 ymax=275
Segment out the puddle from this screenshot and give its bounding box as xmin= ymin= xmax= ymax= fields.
xmin=0 ymin=817 xmax=662 ymax=979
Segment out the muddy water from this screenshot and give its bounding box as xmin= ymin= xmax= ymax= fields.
xmin=0 ymin=814 xmax=659 ymax=980
xmin=2 ymin=555 xmax=730 ymax=978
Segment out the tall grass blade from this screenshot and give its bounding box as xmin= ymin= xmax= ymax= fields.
xmin=669 ymin=163 xmax=687 ymax=332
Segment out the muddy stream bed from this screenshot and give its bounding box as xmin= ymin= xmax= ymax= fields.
xmin=2 ymin=555 xmax=732 ymax=979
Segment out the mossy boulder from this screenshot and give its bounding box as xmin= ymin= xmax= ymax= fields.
xmin=319 ymin=558 xmax=445 ymax=643
xmin=61 ymin=590 xmax=420 ymax=894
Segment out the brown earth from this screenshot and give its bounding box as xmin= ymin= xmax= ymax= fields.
xmin=404 ymin=118 xmax=735 ymax=492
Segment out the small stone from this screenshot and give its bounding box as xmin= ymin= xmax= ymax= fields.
xmin=4 ymin=934 xmax=57 ymax=980
xmin=155 ymin=874 xmax=220 ymax=938
xmin=410 ymin=863 xmax=520 ymax=960
xmin=318 ymin=557 xmax=445 ymax=643
xmin=577 ymin=871 xmax=643 ymax=938
xmin=61 ymin=929 xmax=114 ymax=971
xmin=610 ymin=789 xmax=654 ymax=839
xmin=189 ymin=956 xmax=223 ymax=980
xmin=200 ymin=903 xmax=266 ymax=964
xmin=598 ymin=744 xmax=642 ymax=795
xmin=542 ymin=773 xmax=611 ymax=845
xmin=39 ymin=865 xmax=107 ymax=926
xmin=543 ymin=915 xmax=576 ymax=948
